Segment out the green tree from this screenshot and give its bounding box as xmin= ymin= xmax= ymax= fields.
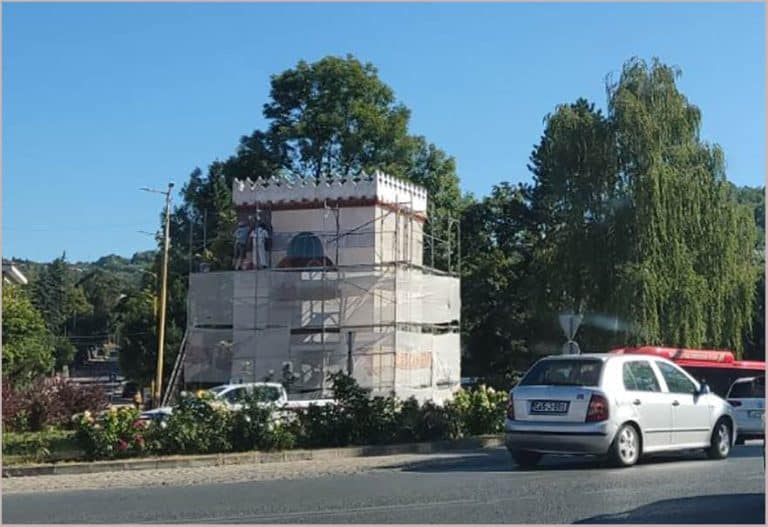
xmin=30 ymin=253 xmax=92 ymax=368
xmin=263 ymin=55 xmax=412 ymax=180
xmin=460 ymin=183 xmax=538 ymax=373
xmin=732 ymin=185 xmax=765 ymax=359
xmin=529 ymin=58 xmax=757 ymax=355
xmin=2 ymin=285 xmax=55 ymax=383
xmin=115 ymin=288 xmax=182 ymax=392
xmin=528 ymin=98 xmax=619 ymax=329
xmin=611 ymin=59 xmax=755 ymax=354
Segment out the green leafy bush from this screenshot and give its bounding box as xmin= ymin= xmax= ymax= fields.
xmin=67 ymin=374 xmax=508 ymax=461
xmin=447 ymin=385 xmax=508 ymax=436
xmin=150 ymin=392 xmax=232 ymax=455
xmin=229 ymin=392 xmax=296 ymax=452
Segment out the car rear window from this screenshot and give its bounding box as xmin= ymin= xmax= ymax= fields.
xmin=728 ymin=378 xmax=765 ymax=398
xmin=519 ymin=359 xmax=603 ymax=387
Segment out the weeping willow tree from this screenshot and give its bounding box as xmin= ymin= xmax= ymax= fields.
xmin=531 ymin=58 xmax=757 ymax=356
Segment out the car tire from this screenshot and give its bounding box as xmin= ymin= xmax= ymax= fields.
xmin=706 ymin=418 xmax=732 ymax=460
xmin=608 ymin=423 xmax=641 ymax=467
xmin=509 ymin=450 xmax=541 ymax=469
xmin=735 ymin=435 xmax=745 ymax=446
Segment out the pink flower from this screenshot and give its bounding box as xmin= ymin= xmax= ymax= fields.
xmin=117 ymin=439 xmax=129 ymax=452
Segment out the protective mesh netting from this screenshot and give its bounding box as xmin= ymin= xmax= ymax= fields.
xmin=185 ymin=265 xmax=460 ymax=402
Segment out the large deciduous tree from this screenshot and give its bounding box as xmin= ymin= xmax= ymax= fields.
xmin=263 ymin=55 xmax=412 ymax=180
xmin=460 ymin=183 xmax=537 ymax=374
xmin=529 ymin=58 xmax=757 ymax=356
xmin=2 ymin=285 xmax=55 ymax=384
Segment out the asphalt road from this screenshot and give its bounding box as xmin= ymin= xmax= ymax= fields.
xmin=3 ymin=444 xmax=765 ymax=524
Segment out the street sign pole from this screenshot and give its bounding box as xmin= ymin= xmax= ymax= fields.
xmin=558 ymin=313 xmax=583 ymax=355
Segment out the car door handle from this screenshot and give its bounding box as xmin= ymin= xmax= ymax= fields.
xmin=672 ymin=400 xmax=680 ymax=406
xmin=633 ymin=399 xmax=642 ymax=406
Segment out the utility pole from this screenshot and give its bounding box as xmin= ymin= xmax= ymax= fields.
xmin=141 ymin=182 xmax=174 ymax=408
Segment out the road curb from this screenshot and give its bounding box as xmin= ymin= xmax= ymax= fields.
xmin=2 ymin=434 xmax=504 ymax=478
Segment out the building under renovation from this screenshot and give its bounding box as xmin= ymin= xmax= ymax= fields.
xmin=179 ymin=171 xmax=461 ymax=403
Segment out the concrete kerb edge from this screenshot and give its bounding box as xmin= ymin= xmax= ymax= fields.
xmin=2 ymin=434 xmax=504 ymax=478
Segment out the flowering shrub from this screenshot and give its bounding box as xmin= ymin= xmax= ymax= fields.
xmin=447 ymin=385 xmax=509 ymax=436
xmin=67 ymin=375 xmax=509 ymax=461
xmin=2 ymin=376 xmax=109 ymax=432
xmin=73 ymin=407 xmax=148 ymax=460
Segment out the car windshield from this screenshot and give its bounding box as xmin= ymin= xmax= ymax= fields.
xmin=212 ymin=385 xmax=282 ymax=403
xmin=520 ymin=359 xmax=603 ymax=387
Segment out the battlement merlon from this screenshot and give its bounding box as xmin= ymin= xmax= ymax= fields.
xmin=232 ymin=171 xmax=428 ymax=217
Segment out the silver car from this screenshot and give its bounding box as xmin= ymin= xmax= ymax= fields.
xmin=726 ymin=376 xmax=765 ymax=444
xmin=505 ymin=353 xmax=735 ymax=468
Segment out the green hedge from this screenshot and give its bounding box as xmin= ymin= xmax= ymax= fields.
xmin=62 ymin=373 xmax=508 ymax=461
xmin=2 ymin=429 xmax=81 ymax=464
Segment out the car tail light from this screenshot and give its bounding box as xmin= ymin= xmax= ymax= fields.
xmin=507 ymin=394 xmax=515 ymax=420
xmin=728 ymin=400 xmax=742 ymax=407
xmin=586 ymin=393 xmax=609 ymax=422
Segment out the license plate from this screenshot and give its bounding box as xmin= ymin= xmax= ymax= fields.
xmin=748 ymin=410 xmax=764 ymax=419
xmin=530 ymin=400 xmax=569 ymax=414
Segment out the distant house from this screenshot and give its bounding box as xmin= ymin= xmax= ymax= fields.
xmin=2 ymin=260 xmax=28 ymax=285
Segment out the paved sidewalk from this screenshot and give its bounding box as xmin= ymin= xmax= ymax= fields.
xmin=2 ymin=450 xmax=484 ymax=495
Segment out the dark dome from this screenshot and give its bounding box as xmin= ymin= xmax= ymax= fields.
xmin=287 ymin=232 xmax=325 ymax=260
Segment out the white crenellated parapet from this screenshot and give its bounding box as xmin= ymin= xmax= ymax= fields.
xmin=233 ymin=171 xmax=428 ymax=214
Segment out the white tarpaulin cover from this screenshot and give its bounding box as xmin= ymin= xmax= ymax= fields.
xmin=185 ymin=264 xmax=460 ymax=402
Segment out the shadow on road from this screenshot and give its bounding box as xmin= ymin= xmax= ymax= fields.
xmin=383 ymin=445 xmax=764 ymax=474
xmin=574 ymin=493 xmax=766 ymax=524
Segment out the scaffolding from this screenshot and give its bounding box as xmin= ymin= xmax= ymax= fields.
xmin=174 ymin=175 xmax=462 ymax=404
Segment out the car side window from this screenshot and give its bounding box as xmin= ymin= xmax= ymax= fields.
xmin=623 ymin=361 xmax=661 ymax=392
xmin=224 ymin=388 xmax=246 ymax=403
xmin=657 ymin=361 xmax=696 ymax=394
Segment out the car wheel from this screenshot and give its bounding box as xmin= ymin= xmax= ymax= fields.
xmin=706 ymin=418 xmax=732 ymax=460
xmin=735 ymin=435 xmax=745 ymax=446
xmin=609 ymin=423 xmax=640 ymax=467
xmin=509 ymin=450 xmax=542 ymax=469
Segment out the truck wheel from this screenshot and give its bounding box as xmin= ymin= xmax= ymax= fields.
xmin=509 ymin=450 xmax=541 ymax=469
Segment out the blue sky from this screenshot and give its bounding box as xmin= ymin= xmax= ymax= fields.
xmin=3 ymin=2 xmax=765 ymax=262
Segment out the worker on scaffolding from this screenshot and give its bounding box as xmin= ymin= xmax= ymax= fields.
xmin=251 ymin=221 xmax=271 ymax=269
xmin=233 ymin=220 xmax=250 ymax=270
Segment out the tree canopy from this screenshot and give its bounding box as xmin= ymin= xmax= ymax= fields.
xmin=2 ymin=285 xmax=55 ymax=383
xmin=525 ymin=58 xmax=757 ymax=356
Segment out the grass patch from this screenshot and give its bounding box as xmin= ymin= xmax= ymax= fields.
xmin=2 ymin=429 xmax=85 ymax=465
